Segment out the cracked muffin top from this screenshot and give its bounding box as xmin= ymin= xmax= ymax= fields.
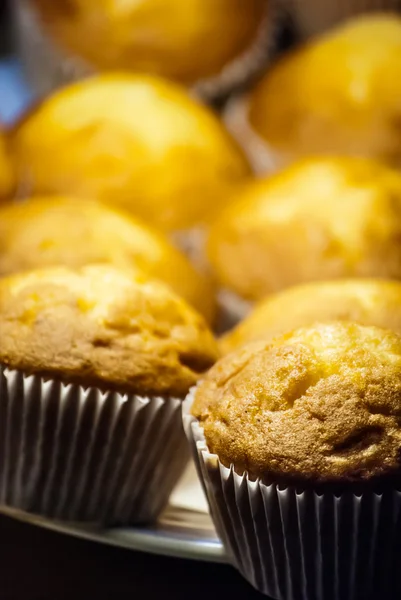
xmin=0 ymin=264 xmax=219 ymax=397
xmin=208 ymin=156 xmax=401 ymax=301
xmin=0 ymin=196 xmax=216 ymax=323
xmin=192 ymin=322 xmax=401 ymax=484
xmin=221 ymin=279 xmax=401 ymax=354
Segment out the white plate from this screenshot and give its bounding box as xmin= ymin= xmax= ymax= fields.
xmin=0 ymin=463 xmax=227 ymax=563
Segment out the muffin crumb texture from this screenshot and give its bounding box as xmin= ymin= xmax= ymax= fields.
xmin=0 ymin=265 xmax=219 ymax=397
xmin=193 ymin=322 xmax=401 ymax=484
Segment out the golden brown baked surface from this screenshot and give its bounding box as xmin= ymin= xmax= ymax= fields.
xmin=0 ymin=129 xmax=15 ymax=201
xmin=0 ymin=265 xmax=219 ymax=397
xmin=10 ymin=73 xmax=250 ymax=231
xmin=208 ymin=156 xmax=401 ymax=300
xmin=248 ymin=14 xmax=401 ymax=166
xmin=32 ymin=0 xmax=266 ymax=84
xmin=193 ymin=322 xmax=401 ymax=483
xmin=0 ymin=196 xmax=216 ymax=323
xmin=221 ymin=280 xmax=401 ymax=354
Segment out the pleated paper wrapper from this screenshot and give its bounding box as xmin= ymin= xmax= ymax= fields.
xmin=183 ymin=392 xmax=401 ymax=600
xmin=283 ymin=0 xmax=401 ymax=40
xmin=13 ymin=0 xmax=277 ymax=103
xmin=0 ymin=365 xmax=189 ymax=525
xmin=224 ymin=93 xmax=285 ymax=176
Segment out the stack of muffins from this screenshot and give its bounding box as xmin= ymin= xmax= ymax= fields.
xmin=3 ymin=4 xmax=401 ymax=599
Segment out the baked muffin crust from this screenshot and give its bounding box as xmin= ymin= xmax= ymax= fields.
xmin=10 ymin=73 xmax=250 ymax=231
xmin=248 ymin=14 xmax=401 ymax=166
xmin=208 ymin=157 xmax=401 ymax=300
xmin=221 ymin=279 xmax=401 ymax=354
xmin=0 ymin=196 xmax=216 ymax=322
xmin=0 ymin=265 xmax=219 ymax=397
xmin=31 ymin=0 xmax=266 ymax=84
xmin=193 ymin=322 xmax=401 ymax=483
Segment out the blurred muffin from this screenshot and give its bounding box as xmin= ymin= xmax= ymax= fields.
xmin=208 ymin=157 xmax=401 ymax=322
xmin=221 ymin=279 xmax=401 ymax=353
xmin=186 ymin=322 xmax=401 ymax=596
xmin=23 ymin=0 xmax=271 ymax=99
xmin=0 ymin=264 xmax=218 ymax=523
xmin=0 ymin=128 xmax=15 ymax=201
xmin=10 ymin=74 xmax=250 ymax=240
xmin=226 ymin=14 xmax=401 ymax=171
xmin=0 ymin=196 xmax=216 ymax=323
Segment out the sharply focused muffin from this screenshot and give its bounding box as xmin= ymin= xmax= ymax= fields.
xmin=0 ymin=264 xmax=218 ymax=524
xmin=228 ymin=14 xmax=401 ymax=170
xmin=187 ymin=322 xmax=401 ymax=596
xmin=193 ymin=322 xmax=401 ymax=483
xmin=0 ymin=196 xmax=216 ymax=322
xmin=221 ymin=279 xmax=401 ymax=354
xmin=0 ymin=264 xmax=218 ymax=396
xmin=28 ymin=0 xmax=270 ymax=94
xmin=208 ymin=157 xmax=401 ymax=306
xmin=10 ymin=74 xmax=251 ymax=233
xmin=0 ymin=128 xmax=15 ymax=201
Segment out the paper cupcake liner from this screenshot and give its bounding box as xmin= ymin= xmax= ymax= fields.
xmin=216 ymin=289 xmax=253 ymax=335
xmin=224 ymin=94 xmax=285 ymax=175
xmin=192 ymin=2 xmax=282 ymax=103
xmin=0 ymin=364 xmax=189 ymax=525
xmin=183 ymin=392 xmax=401 ymax=599
xmin=284 ymin=0 xmax=401 ymax=39
xmin=13 ymin=0 xmax=279 ymax=103
xmin=12 ymin=0 xmax=92 ymax=98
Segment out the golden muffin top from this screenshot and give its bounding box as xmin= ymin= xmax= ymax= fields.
xmin=0 ymin=196 xmax=216 ymax=323
xmin=193 ymin=322 xmax=401 ymax=484
xmin=31 ymin=0 xmax=267 ymax=84
xmin=10 ymin=73 xmax=250 ymax=232
xmin=0 ymin=265 xmax=219 ymax=396
xmin=208 ymin=156 xmax=401 ymax=300
xmin=221 ymin=279 xmax=401 ymax=354
xmin=248 ymin=14 xmax=401 ymax=166
xmin=0 ymin=129 xmax=15 ymax=201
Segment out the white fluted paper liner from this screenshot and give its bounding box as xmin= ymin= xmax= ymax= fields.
xmin=12 ymin=0 xmax=92 ymax=98
xmin=13 ymin=0 xmax=277 ymax=102
xmin=192 ymin=2 xmax=279 ymax=103
xmin=183 ymin=391 xmax=401 ymax=599
xmin=284 ymin=0 xmax=401 ymax=40
xmin=216 ymin=289 xmax=253 ymax=335
xmin=224 ymin=94 xmax=284 ymax=175
xmin=0 ymin=365 xmax=189 ymax=525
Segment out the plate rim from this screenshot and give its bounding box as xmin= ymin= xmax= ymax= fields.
xmin=0 ymin=504 xmax=228 ymax=564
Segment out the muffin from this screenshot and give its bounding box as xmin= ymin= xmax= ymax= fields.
xmin=0 ymin=128 xmax=15 ymax=201
xmin=184 ymin=322 xmax=401 ymax=597
xmin=208 ymin=156 xmax=401 ymax=324
xmin=10 ymin=73 xmax=251 ymax=253
xmin=0 ymin=264 xmax=218 ymax=523
xmin=226 ymin=14 xmax=401 ymax=172
xmin=0 ymin=196 xmax=216 ymax=323
xmin=221 ymin=279 xmax=401 ymax=353
xmin=14 ymin=0 xmax=272 ymax=100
